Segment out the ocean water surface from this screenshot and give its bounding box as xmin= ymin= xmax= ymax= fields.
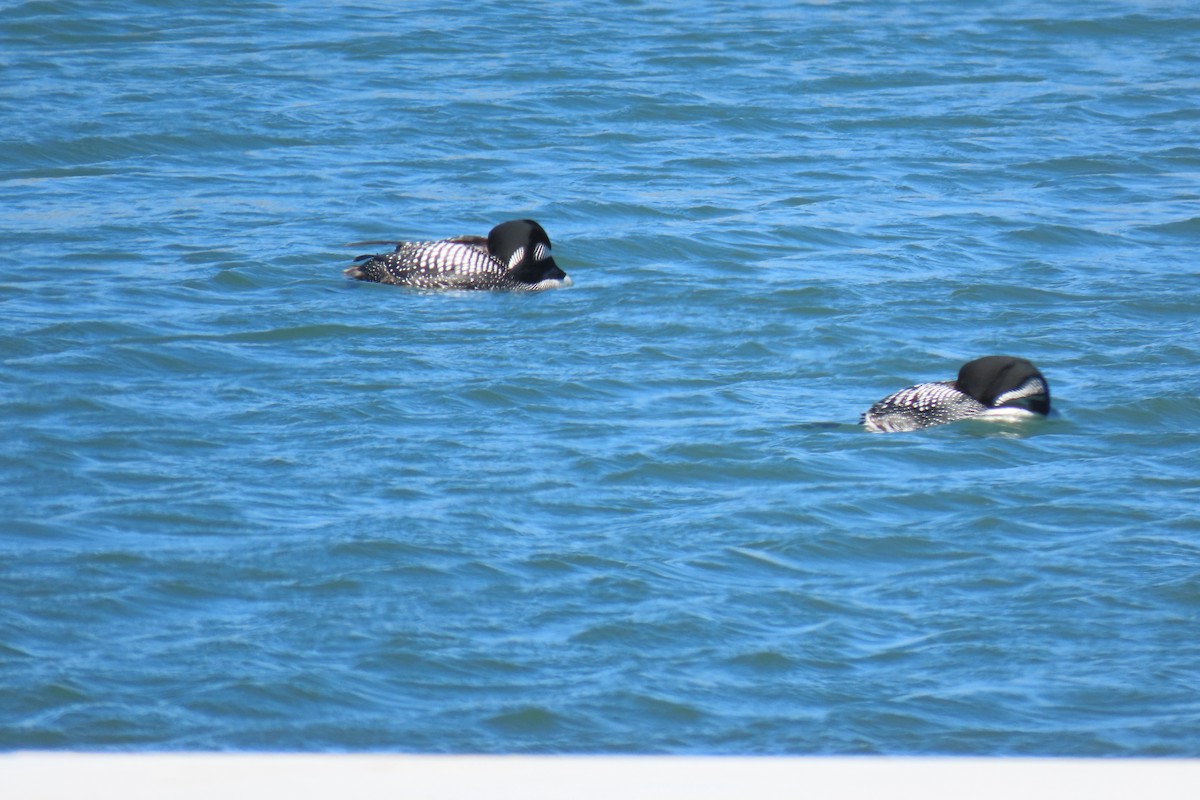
xmin=2 ymin=0 xmax=1199 ymax=753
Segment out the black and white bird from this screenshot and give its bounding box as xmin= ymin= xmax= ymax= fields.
xmin=862 ymin=355 xmax=1051 ymax=433
xmin=345 ymin=219 xmax=570 ymax=291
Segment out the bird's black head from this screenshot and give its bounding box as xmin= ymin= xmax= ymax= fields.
xmin=956 ymin=355 xmax=1051 ymax=414
xmin=487 ymin=219 xmax=568 ymax=287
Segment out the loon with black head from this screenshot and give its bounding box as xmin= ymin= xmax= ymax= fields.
xmin=345 ymin=219 xmax=570 ymax=291
xmin=862 ymin=355 xmax=1051 ymax=433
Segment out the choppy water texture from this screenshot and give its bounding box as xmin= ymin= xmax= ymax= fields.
xmin=2 ymin=0 xmax=1199 ymax=754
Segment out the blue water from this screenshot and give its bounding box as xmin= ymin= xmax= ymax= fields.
xmin=2 ymin=0 xmax=1199 ymax=754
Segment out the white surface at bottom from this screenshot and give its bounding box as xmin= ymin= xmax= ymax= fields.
xmin=3 ymin=754 xmax=1199 ymax=800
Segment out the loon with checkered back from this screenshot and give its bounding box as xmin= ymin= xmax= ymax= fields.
xmin=345 ymin=219 xmax=570 ymax=291
xmin=862 ymin=355 xmax=1051 ymax=433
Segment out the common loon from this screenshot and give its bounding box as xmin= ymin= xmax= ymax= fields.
xmin=862 ymin=355 xmax=1051 ymax=433
xmin=345 ymin=219 xmax=570 ymax=291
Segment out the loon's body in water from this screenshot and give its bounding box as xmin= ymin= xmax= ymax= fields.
xmin=862 ymin=355 xmax=1051 ymax=433
xmin=345 ymin=219 xmax=570 ymax=291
